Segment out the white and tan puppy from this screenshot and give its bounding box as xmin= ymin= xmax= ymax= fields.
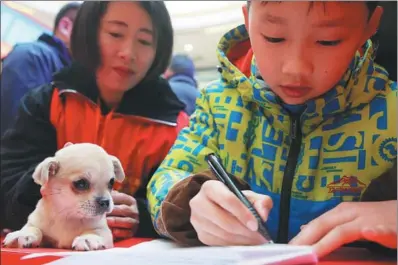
xmin=2 ymin=142 xmax=125 ymax=251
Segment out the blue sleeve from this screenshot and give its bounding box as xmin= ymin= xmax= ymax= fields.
xmin=1 ymin=46 xmax=53 ymax=136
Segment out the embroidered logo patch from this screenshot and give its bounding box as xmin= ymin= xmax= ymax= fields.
xmin=327 ymin=176 xmax=366 ymax=197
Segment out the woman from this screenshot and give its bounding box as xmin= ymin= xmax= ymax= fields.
xmin=0 ymin=1 xmax=188 ymax=240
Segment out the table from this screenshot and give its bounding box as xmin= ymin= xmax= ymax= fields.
xmin=0 ymin=238 xmax=152 ymax=265
xmin=1 ymin=238 xmax=396 ymax=265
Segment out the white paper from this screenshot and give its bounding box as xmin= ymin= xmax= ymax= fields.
xmin=125 ymin=239 xmax=183 ymax=251
xmin=22 ymin=239 xmax=318 ymax=265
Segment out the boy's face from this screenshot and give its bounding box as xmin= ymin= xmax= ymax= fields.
xmin=243 ymin=2 xmax=381 ymax=105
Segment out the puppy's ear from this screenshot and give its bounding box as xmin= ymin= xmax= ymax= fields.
xmin=109 ymin=155 xmax=125 ymax=183
xmin=63 ymin=142 xmax=73 ymax=148
xmin=32 ymin=157 xmax=60 ymax=186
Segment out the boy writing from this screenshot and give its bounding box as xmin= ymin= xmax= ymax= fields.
xmin=147 ymin=1 xmax=397 ymax=257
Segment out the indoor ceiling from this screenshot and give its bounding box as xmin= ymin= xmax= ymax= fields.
xmin=18 ymin=1 xmax=247 ymax=69
xmin=173 ymin=21 xmax=244 ymax=69
xmin=166 ymin=1 xmax=246 ymax=69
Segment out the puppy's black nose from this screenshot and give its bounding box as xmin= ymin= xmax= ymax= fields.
xmin=96 ymin=198 xmax=110 ymax=209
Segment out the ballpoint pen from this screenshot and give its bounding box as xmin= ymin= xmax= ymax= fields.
xmin=205 ymin=153 xmax=274 ymax=243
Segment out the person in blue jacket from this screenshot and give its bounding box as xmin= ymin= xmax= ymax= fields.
xmin=0 ymin=2 xmax=80 ymax=136
xmin=164 ymin=54 xmax=200 ymax=116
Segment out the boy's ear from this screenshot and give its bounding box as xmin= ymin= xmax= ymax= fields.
xmin=362 ymin=6 xmax=383 ymax=45
xmin=242 ymin=4 xmax=250 ymax=32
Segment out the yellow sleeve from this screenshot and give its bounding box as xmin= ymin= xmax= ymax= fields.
xmin=147 ymin=88 xmax=219 ymax=236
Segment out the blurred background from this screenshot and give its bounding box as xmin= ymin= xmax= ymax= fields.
xmin=1 ymin=1 xmax=246 ymax=88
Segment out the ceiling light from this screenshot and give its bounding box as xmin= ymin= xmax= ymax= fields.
xmin=184 ymin=44 xmax=194 ymax=52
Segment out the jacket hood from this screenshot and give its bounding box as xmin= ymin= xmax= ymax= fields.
xmin=216 ymin=25 xmax=394 ymax=135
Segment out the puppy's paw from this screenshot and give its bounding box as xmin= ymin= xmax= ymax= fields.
xmin=72 ymin=234 xmax=106 ymax=251
xmin=2 ymin=231 xmax=19 ymax=248
xmin=2 ymin=230 xmax=41 ymax=248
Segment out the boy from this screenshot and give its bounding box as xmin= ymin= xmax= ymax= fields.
xmin=147 ymin=1 xmax=397 ymax=257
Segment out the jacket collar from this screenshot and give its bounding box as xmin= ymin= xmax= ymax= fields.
xmin=38 ymin=33 xmax=71 ymax=65
xmin=217 ymin=25 xmax=391 ymax=136
xmin=52 ymin=62 xmax=185 ymax=124
xmin=168 ymin=74 xmax=197 ymax=87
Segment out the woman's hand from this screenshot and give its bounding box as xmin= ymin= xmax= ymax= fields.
xmin=107 ymin=190 xmax=139 ymax=241
xmin=189 ymin=180 xmax=273 ymax=246
xmin=290 ymin=200 xmax=397 ymax=257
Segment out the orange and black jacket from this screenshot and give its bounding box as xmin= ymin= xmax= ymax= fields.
xmin=0 ymin=62 xmax=189 ymax=235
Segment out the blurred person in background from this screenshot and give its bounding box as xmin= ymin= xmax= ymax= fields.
xmin=1 ymin=1 xmax=188 ymax=240
xmin=0 ymin=2 xmax=81 ymax=136
xmin=164 ymin=54 xmax=200 ymax=116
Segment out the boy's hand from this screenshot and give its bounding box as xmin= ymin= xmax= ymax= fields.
xmin=290 ymin=200 xmax=397 ymax=257
xmin=107 ymin=190 xmax=139 ymax=241
xmin=189 ymin=180 xmax=273 ymax=246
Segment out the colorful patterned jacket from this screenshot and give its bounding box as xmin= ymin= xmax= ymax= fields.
xmin=147 ymin=25 xmax=397 ymax=244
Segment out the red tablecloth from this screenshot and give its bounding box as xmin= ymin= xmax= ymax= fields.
xmin=1 ymin=238 xmax=396 ymax=265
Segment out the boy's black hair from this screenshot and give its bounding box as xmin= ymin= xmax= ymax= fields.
xmin=246 ymin=1 xmax=379 ymax=18
xmin=53 ymin=2 xmax=81 ymax=33
xmin=70 ymin=1 xmax=174 ymax=83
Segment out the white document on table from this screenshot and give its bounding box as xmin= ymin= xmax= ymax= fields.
xmin=22 ymin=239 xmax=318 ymax=265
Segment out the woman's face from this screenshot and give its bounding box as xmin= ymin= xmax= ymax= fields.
xmin=96 ymin=2 xmax=156 ymax=95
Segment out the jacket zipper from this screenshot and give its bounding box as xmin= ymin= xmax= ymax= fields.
xmin=277 ymin=115 xmax=302 ymax=243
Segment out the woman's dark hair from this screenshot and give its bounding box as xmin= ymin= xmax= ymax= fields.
xmin=70 ymin=1 xmax=173 ymax=82
xmin=246 ymin=1 xmax=379 ymax=18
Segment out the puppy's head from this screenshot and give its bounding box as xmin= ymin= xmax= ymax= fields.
xmin=33 ymin=142 xmax=125 ymax=220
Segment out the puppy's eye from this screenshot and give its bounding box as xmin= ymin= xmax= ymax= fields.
xmin=73 ymin=179 xmax=90 ymax=191
xmin=108 ymin=178 xmax=115 ymax=190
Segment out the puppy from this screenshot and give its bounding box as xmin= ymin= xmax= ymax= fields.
xmin=2 ymin=142 xmax=125 ymax=251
